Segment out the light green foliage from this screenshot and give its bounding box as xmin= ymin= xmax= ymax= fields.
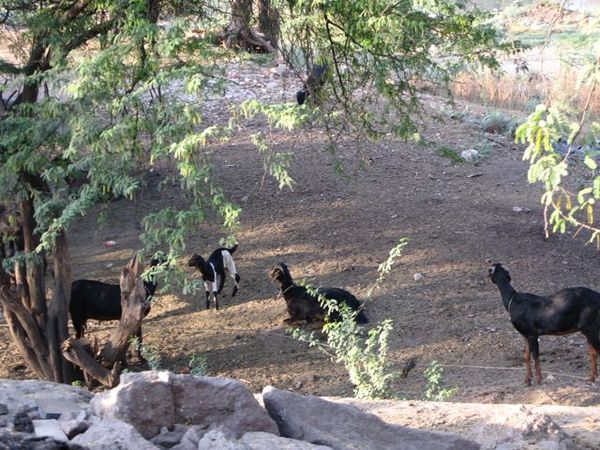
xmin=516 ymin=100 xmax=600 ymax=242
xmin=188 ymin=353 xmax=208 ymax=376
xmin=290 ymin=286 xmax=397 ymax=400
xmin=368 ymin=237 xmax=409 ymax=296
xmin=71 ymin=380 xmax=85 ymax=388
xmin=0 ymin=1 xmax=244 ymax=266
xmin=423 ymin=361 xmax=457 ymax=402
xmin=238 ymin=0 xmax=506 ymax=165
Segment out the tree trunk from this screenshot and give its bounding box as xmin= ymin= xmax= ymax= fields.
xmin=218 ymin=0 xmax=276 ymax=53
xmin=47 ymin=231 xmax=73 ymax=382
xmin=258 ymin=0 xmax=280 ymax=49
xmin=62 ymin=255 xmax=149 ymax=387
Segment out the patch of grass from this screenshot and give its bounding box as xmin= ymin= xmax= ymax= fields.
xmin=436 ymin=146 xmax=465 ymax=163
xmin=481 ymin=111 xmax=517 ymax=135
xmin=249 ymin=52 xmax=277 ymax=66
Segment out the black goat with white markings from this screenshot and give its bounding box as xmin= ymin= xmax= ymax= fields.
xmin=489 ymin=263 xmax=600 ymax=385
xmin=188 ymin=244 xmax=240 ymax=310
xmin=69 ymin=256 xmax=164 ymax=360
xmin=270 ymin=262 xmax=368 ymax=325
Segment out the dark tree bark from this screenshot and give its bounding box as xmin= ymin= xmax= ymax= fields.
xmin=258 ymin=0 xmax=280 ymax=49
xmin=218 ymin=0 xmax=276 ymax=53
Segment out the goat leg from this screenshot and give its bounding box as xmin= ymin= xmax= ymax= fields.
xmin=214 ymin=293 xmax=219 ymax=311
xmin=523 ymin=339 xmax=532 ymax=386
xmin=231 ymin=273 xmax=240 ymax=297
xmin=587 ymin=340 xmax=598 ymax=382
xmin=528 ymin=336 xmax=542 ymax=385
xmin=205 ymin=291 xmax=210 ymax=310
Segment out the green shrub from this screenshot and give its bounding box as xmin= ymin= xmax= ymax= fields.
xmin=423 ymin=361 xmax=457 ymax=402
xmin=290 ymin=289 xmax=397 ymax=400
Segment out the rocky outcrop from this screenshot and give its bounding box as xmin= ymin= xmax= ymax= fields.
xmin=262 ymin=386 xmax=479 ymax=450
xmin=89 ymin=371 xmax=279 ymax=439
xmin=0 ymin=372 xmax=598 ymax=449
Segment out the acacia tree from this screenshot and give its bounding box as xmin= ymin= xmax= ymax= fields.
xmin=516 ymin=2 xmax=600 ymax=244
xmin=0 ymin=0 xmax=240 ymax=384
xmin=0 ymin=0 xmax=505 ymax=384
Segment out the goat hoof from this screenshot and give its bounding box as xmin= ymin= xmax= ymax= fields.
xmin=525 ymin=379 xmax=532 ymax=386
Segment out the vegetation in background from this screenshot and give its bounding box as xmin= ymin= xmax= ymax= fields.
xmin=188 ymin=353 xmax=208 ymax=376
xmin=436 ymin=147 xmax=466 ymax=164
xmin=0 ymin=0 xmax=507 ymax=384
xmin=289 ymin=291 xmax=397 ymax=400
xmin=423 ymin=361 xmax=457 ymax=402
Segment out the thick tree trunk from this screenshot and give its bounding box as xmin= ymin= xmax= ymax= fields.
xmin=47 ymin=232 xmax=72 ymax=382
xmin=218 ymin=0 xmax=276 ymax=53
xmin=62 ymin=255 xmax=149 ymax=387
xmin=258 ymin=0 xmax=280 ymax=49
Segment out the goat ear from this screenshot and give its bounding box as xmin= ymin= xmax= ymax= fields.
xmin=489 ymin=265 xmax=496 ymax=276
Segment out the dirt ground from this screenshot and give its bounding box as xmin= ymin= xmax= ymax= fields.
xmin=2 ymin=62 xmax=600 ymax=408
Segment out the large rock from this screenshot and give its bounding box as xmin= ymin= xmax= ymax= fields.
xmin=192 ymin=429 xmax=336 ymax=450
xmin=90 ymin=371 xmax=278 ymax=439
xmin=71 ymin=418 xmax=158 ymax=450
xmin=0 ymin=379 xmax=91 ymax=421
xmin=240 ymin=431 xmax=334 ymax=449
xmin=261 ymin=386 xmax=480 ymax=450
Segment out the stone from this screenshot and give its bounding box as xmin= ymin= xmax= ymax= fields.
xmin=0 ymin=430 xmax=87 ymax=450
xmin=0 ymin=404 xmax=8 ymax=415
xmin=58 ymin=412 xmax=90 ymax=440
xmin=0 ymin=379 xmax=92 ymax=421
xmin=37 ymin=397 xmax=87 ymax=420
xmin=241 ymin=431 xmax=334 ymax=449
xmin=196 ymin=429 xmax=248 ymax=450
xmin=90 ymin=371 xmax=278 ymax=440
xmin=149 ymin=425 xmax=188 ymax=449
xmin=170 ymin=425 xmax=210 ymax=450
xmin=262 ymin=386 xmax=480 ymax=450
xmin=32 ymin=419 xmax=68 ymax=442
xmin=461 ymin=149 xmax=479 ymax=163
xmin=13 ymin=411 xmax=34 ymax=433
xmin=72 ymin=418 xmax=159 ymax=450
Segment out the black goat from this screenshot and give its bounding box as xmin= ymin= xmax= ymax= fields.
xmin=69 ymin=257 xmax=163 ymax=359
xmin=296 ymin=64 xmax=328 ymax=105
xmin=489 ymin=263 xmax=600 ymax=385
xmin=270 ymin=262 xmax=368 ymax=325
xmin=188 ymin=244 xmax=240 ymax=310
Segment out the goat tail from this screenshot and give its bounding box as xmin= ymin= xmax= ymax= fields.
xmin=228 ymin=243 xmax=238 ymax=254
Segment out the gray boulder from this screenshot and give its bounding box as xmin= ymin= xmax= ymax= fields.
xmin=90 ymin=371 xmax=278 ymax=439
xmin=262 ymin=386 xmax=480 ymax=450
xmin=0 ymin=379 xmax=91 ymax=421
xmin=241 ymin=431 xmax=333 ymax=449
xmin=149 ymin=425 xmax=189 ymax=449
xmin=193 ymin=429 xmax=335 ymax=450
xmin=71 ymin=418 xmax=159 ymax=450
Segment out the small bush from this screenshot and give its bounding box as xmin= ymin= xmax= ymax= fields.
xmin=189 ymin=353 xmax=208 ymax=376
xmin=481 ymin=111 xmax=516 ymax=135
xmin=423 ymin=361 xmax=457 ymax=402
xmin=290 ymin=289 xmax=397 ymax=400
xmin=437 ymin=147 xmax=465 ymax=163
